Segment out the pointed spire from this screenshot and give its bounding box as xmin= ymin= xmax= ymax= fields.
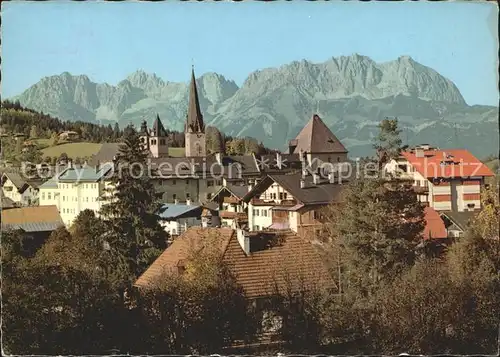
xmin=185 ymin=67 xmax=204 ymax=133
xmin=152 ymin=114 xmax=167 ymax=137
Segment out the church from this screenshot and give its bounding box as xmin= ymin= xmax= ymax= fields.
xmin=91 ymin=68 xmax=350 ymax=206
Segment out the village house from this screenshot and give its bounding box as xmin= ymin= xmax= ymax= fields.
xmin=1 ymin=172 xmax=41 ymax=206
xmin=384 ymin=145 xmax=494 ymax=212
xmin=1 ymin=205 xmax=64 ymax=255
xmin=38 ymin=163 xmax=113 ymax=226
xmin=242 ymin=172 xmax=346 ymax=237
xmin=210 ymin=184 xmax=250 ymax=229
xmin=159 ymin=202 xmax=220 ymax=238
xmin=134 ymin=226 xmax=335 ymax=342
xmin=59 ymin=130 xmax=79 ymax=142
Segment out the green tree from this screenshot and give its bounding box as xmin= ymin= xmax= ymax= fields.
xmin=205 ymin=126 xmax=224 ymax=154
xmin=324 ymin=177 xmax=425 ymax=296
xmin=374 ymin=118 xmax=406 ymax=164
xmin=100 ymin=125 xmax=168 ymax=281
xmin=113 ymin=122 xmax=121 ymax=141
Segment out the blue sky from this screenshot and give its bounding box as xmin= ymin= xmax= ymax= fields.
xmin=2 ymin=1 xmax=498 ymax=106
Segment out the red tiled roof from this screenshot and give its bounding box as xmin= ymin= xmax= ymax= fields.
xmin=134 ymin=227 xmax=335 ymax=298
xmin=402 ymin=149 xmax=494 ymax=179
xmin=134 ymin=227 xmax=234 ymax=288
xmin=423 ymin=207 xmax=447 ymax=240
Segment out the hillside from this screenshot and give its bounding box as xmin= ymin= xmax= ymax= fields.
xmin=12 ymin=54 xmax=499 ymax=158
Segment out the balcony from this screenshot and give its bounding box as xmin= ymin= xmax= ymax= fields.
xmin=251 ymin=198 xmax=297 ymax=206
xmin=219 ymin=211 xmax=248 ymax=221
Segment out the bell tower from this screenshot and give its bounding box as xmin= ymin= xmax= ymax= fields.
xmin=149 ymin=114 xmax=169 ymax=158
xmin=184 ymin=67 xmax=206 ymax=158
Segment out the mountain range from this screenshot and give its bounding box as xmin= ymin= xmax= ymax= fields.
xmin=11 ymin=54 xmax=499 ymax=158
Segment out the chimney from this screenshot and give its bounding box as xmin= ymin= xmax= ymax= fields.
xmin=328 ymin=172 xmax=335 ymax=184
xmin=215 ymin=152 xmax=222 ymax=165
xmin=174 ymin=198 xmax=179 ymax=205
xmin=96 ymin=160 xmax=100 ymax=173
xmin=300 ymin=178 xmax=306 ymax=189
xmin=68 ymin=159 xmax=73 ymax=169
xmin=236 ymin=228 xmax=250 ymax=255
xmin=415 ymin=148 xmax=424 ymax=158
xmin=313 ymin=173 xmax=320 ymax=185
xmin=288 ymin=139 xmax=298 ymax=154
xmin=186 ymin=198 xmax=192 ymax=206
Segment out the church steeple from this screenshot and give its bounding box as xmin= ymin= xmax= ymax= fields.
xmin=185 ymin=67 xmax=204 ymax=133
xmin=184 ymin=67 xmax=206 ymax=158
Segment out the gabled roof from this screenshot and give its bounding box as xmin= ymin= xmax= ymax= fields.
xmin=185 ymin=68 xmax=205 ymax=133
xmin=134 ymin=227 xmax=335 ymax=299
xmin=211 ymin=184 xmax=249 ymax=201
xmin=401 ymin=149 xmax=494 ymax=179
xmin=2 ymin=172 xmax=26 ymax=190
xmin=423 ymin=207 xmax=447 ymax=240
xmin=1 ymin=205 xmax=63 ymax=232
xmin=291 ymin=114 xmax=347 ymax=154
xmin=152 ymin=114 xmax=168 ymax=137
xmin=160 ymin=203 xmax=202 ymax=220
xmin=243 ymin=172 xmax=345 ymax=206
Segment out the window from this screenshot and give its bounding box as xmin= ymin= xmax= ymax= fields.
xmin=63 ymin=196 xmax=66 ymax=202
xmin=172 ymin=179 xmax=176 ymax=185
xmin=173 ymin=194 xmax=177 ymax=200
xmin=279 ymin=192 xmax=285 ymax=200
xmin=207 ymin=180 xmax=214 ymax=187
xmin=467 ymin=203 xmax=475 ymax=209
xmin=48 ymin=192 xmax=52 ymax=200
xmin=255 ymin=209 xmax=260 ymax=216
xmin=86 ymin=197 xmax=89 ymax=202
xmin=337 ymin=157 xmax=341 ymax=162
xmin=42 ymin=192 xmax=45 ymax=200
xmin=415 ymin=180 xmax=420 ymax=187
xmin=271 ymin=193 xmax=276 ymax=200
xmin=262 ymin=209 xmax=268 ymax=217
xmin=206 ymin=193 xmax=212 ymax=200
xmin=254 ymin=225 xmax=260 ymax=231
xmin=186 ymin=179 xmax=190 ymax=185
xmin=151 ymin=139 xmax=157 ymax=146
xmin=186 ymin=193 xmax=190 ymax=199
xmin=160 ymin=139 xmax=166 ymax=145
xmin=216 ymin=180 xmax=222 ymax=186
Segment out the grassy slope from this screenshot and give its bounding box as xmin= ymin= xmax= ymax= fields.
xmin=42 ymin=142 xmax=102 ymax=159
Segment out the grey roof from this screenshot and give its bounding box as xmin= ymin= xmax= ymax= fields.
xmin=57 ymin=164 xmax=113 ymax=182
xmin=440 ymin=211 xmax=478 ymax=231
xmin=39 ymin=177 xmax=58 ymax=189
xmin=212 ymin=184 xmax=249 ymax=201
xmin=2 ymin=221 xmax=63 ymax=232
xmin=152 ymin=156 xmax=220 ymax=177
xmin=243 ymin=172 xmax=346 ymax=205
xmin=221 ymin=155 xmax=260 ymax=178
xmin=160 ymin=204 xmax=202 ymax=219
